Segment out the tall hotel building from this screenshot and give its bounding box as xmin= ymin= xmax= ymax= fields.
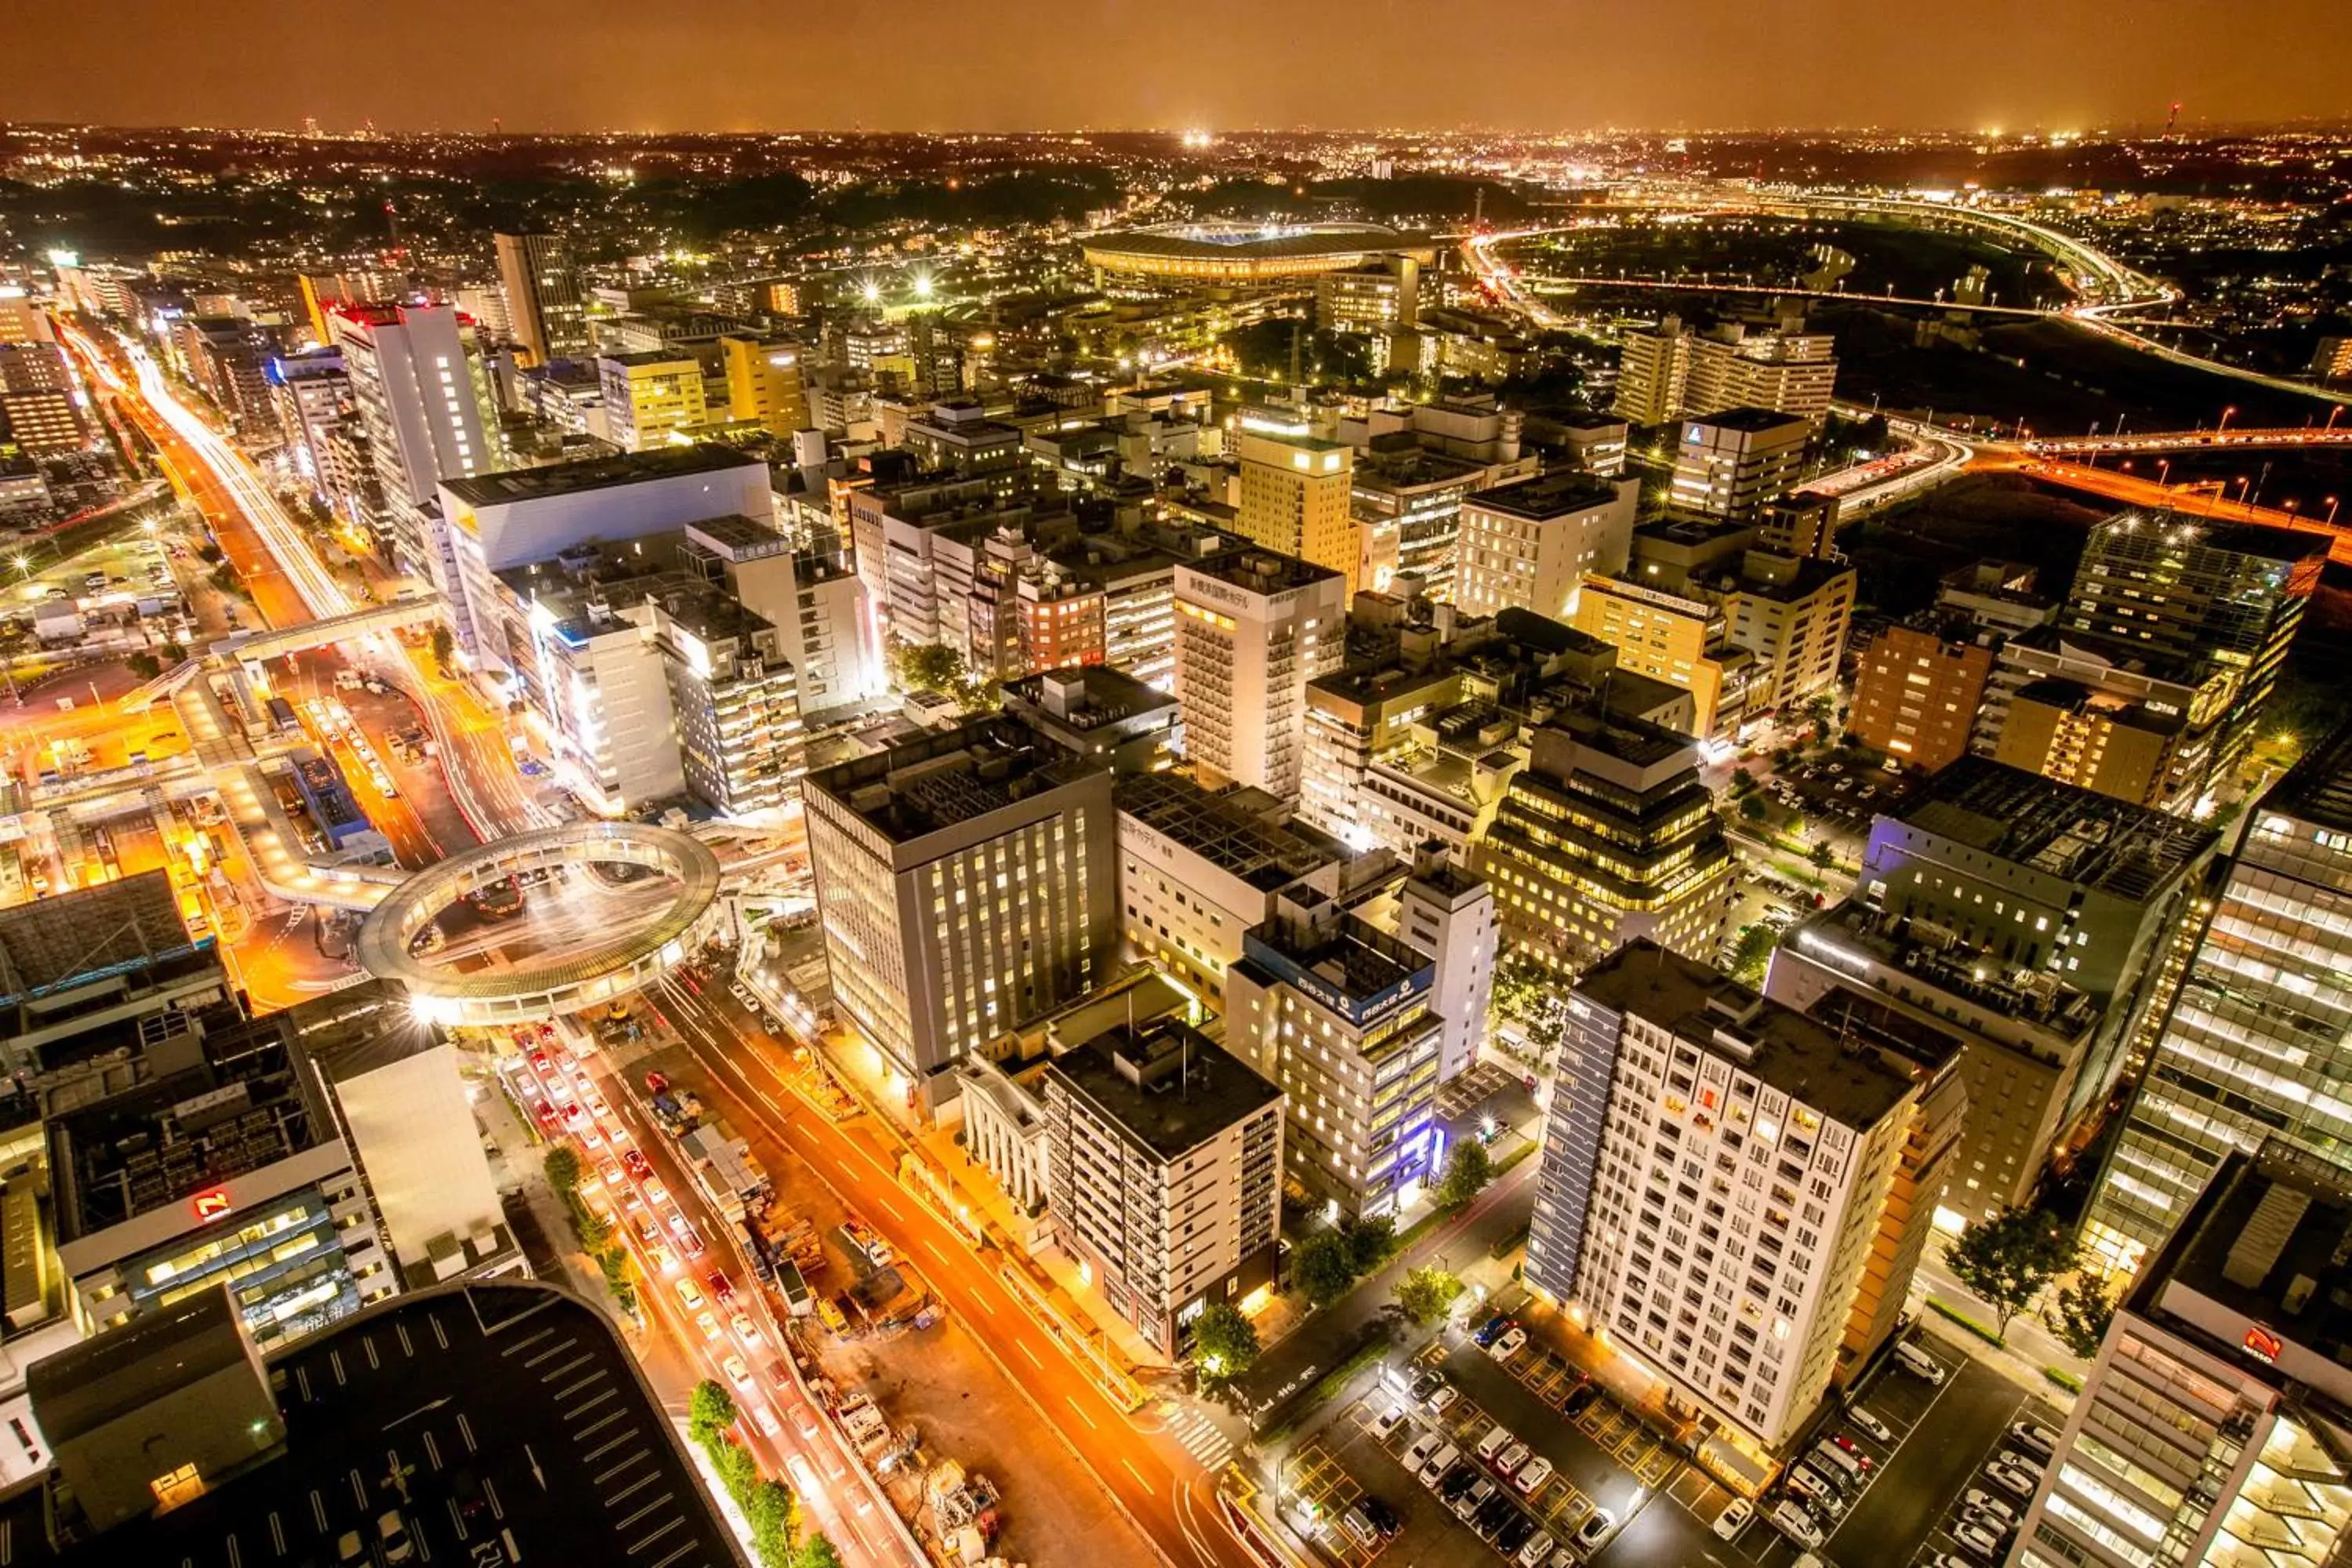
xmin=1173 ymin=550 xmax=1346 ymax=800
xmin=1524 ymin=942 xmax=1948 ymax=1475
xmin=804 ymin=717 xmax=1118 ymax=1114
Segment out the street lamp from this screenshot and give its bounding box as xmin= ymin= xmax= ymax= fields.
xmin=2327 ymin=495 xmax=2341 ymax=525
xmin=2330 ymin=405 xmax=2344 ymax=433
xmin=2156 ymin=459 xmax=2171 ymax=488
xmin=2220 ymin=405 xmax=2238 ymax=434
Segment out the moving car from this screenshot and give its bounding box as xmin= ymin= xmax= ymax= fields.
xmin=723 ymin=1354 xmax=754 ymax=1391
xmin=675 ymin=1277 xmax=705 ymax=1311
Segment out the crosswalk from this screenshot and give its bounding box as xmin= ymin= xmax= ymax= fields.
xmin=1162 ymin=1404 xmax=1235 ymax=1470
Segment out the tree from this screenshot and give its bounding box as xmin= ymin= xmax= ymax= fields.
xmin=1729 ymin=768 xmax=1756 ymax=796
xmin=1344 ymin=1215 xmax=1396 ymax=1276
xmin=543 ymin=1145 xmax=582 ymax=1196
xmin=1739 ymin=794 xmax=1770 ymax=823
xmin=1490 ymin=951 xmax=1552 ymax=1027
xmin=891 ymin=641 xmax=968 ymax=696
xmin=1810 ymin=840 xmax=1838 ymax=869
xmin=159 ymin=640 xmax=187 ymax=662
xmin=430 ymin=622 xmax=455 ymax=673
xmin=1944 ymin=1207 xmax=2078 ymax=1341
xmin=800 ymin=1534 xmax=845 ymax=1568
xmin=1189 ymin=1301 xmax=1260 ymax=1381
xmin=1730 ymin=923 xmax=1777 ymax=987
xmin=1293 ymin=1232 xmax=1360 ymax=1308
xmin=688 ymin=1378 xmax=738 ymax=1444
xmin=1436 ymin=1140 xmax=1493 ymax=1210
xmin=125 ymin=651 xmax=161 ymax=680
xmin=2046 ymin=1274 xmax=2116 ymax=1360
xmin=1394 ymin=1265 xmax=1465 ymax=1327
xmin=745 ymin=1476 xmax=797 ymax=1568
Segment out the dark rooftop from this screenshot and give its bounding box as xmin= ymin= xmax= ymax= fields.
xmin=1181 ymin=549 xmax=1345 ymax=597
xmin=26 ymin=1286 xmax=249 ymax=1449
xmin=12 ymin=1279 xmax=746 ymax=1567
xmin=1686 ymin=405 xmax=1810 ymax=434
xmin=1044 ymin=1022 xmax=1283 ymax=1163
xmin=1889 ymin=755 xmax=2216 ymax=903
xmin=1465 ymin=470 xmax=1626 ymax=521
xmin=1116 ymin=771 xmax=1345 ymax=893
xmin=808 ymin=716 xmax=1109 ymax=843
xmin=0 ymin=870 xmax=204 ymax=1007
xmin=1577 ymin=940 xmax=1920 ymax=1131
xmin=2261 ymin=721 xmax=2352 ymax=837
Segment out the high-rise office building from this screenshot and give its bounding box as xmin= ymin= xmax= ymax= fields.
xmin=805 ymin=717 xmax=1119 ymax=1115
xmin=2083 ymin=725 xmax=2352 ymax=1275
xmin=492 ymin=230 xmax=586 ymax=366
xmin=1668 ymin=408 xmax=1809 ymax=523
xmin=1523 ymin=941 xmax=1946 ymax=1467
xmin=1235 ymin=431 xmax=1361 ymax=594
xmin=2013 ymin=1143 xmax=2352 ymax=1568
xmin=2056 ymin=512 xmax=2325 ymax=784
xmin=0 ymin=343 xmax=88 ymax=454
xmin=1473 ymin=713 xmax=1737 ymax=973
xmin=1768 ymin=759 xmax=2218 ymax=1227
xmin=1226 ymin=885 xmax=1446 ymax=1220
xmin=327 ymin=302 xmax=503 ymax=575
xmin=1454 ymin=471 xmax=1640 ymax=622
xmin=1041 ymin=1020 xmax=1283 ymax=1356
xmin=1173 ymin=550 xmax=1346 ymax=799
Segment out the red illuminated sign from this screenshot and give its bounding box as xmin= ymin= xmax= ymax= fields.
xmin=191 ymin=1188 xmax=233 ymax=1223
xmin=2244 ymin=1325 xmax=2283 ymax=1363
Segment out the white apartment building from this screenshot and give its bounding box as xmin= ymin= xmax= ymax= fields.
xmin=1174 ymin=550 xmax=1346 ymax=800
xmin=1042 ymin=1022 xmax=1283 ymax=1356
xmin=1455 ymin=471 xmax=1640 ymax=622
xmin=326 ymin=302 xmax=503 ymax=579
xmin=1525 ymin=942 xmax=1924 ymax=1473
xmin=1391 ymin=844 xmax=1497 ymax=1084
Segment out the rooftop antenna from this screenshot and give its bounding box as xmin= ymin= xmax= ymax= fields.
xmin=2165 ymin=101 xmax=2181 ymax=138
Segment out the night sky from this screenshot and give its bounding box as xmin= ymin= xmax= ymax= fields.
xmin=12 ymin=0 xmax=2346 ymax=133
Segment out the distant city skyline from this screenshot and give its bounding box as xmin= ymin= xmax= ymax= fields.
xmin=12 ymin=0 xmax=2348 ymax=136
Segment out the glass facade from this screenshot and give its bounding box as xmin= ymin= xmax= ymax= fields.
xmin=110 ymin=1186 xmax=365 ymax=1347
xmin=2085 ymin=754 xmax=2352 ymax=1276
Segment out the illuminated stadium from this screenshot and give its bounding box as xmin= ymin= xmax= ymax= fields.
xmin=1081 ymin=221 xmax=1436 ymax=281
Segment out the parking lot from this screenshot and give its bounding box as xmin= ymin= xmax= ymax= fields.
xmin=1766 ymin=754 xmax=1906 ymax=837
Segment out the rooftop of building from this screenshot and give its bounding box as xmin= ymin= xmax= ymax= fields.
xmin=2091 ymin=509 xmax=2333 ymax=565
xmin=1116 ymin=771 xmax=1346 ymax=893
xmin=46 ymin=1001 xmax=336 ymax=1244
xmin=1685 ymin=405 xmax=1809 ymax=434
xmin=1578 ymin=939 xmax=1921 ymax=1131
xmin=1465 ymin=469 xmax=1625 ymax=519
xmin=2133 ymin=1142 xmax=2352 ymax=1401
xmin=808 ymin=716 xmax=1107 ymax=843
xmin=1044 ymin=1021 xmax=1282 ymax=1163
xmin=1182 ymin=549 xmax=1345 ymax=596
xmin=0 ymin=870 xmax=209 ymax=1010
xmin=1889 ymin=755 xmax=2216 ymax=902
xmin=1003 ymin=665 xmax=1177 ymax=736
xmin=1794 ymin=897 xmax=2105 ymax=1037
xmin=1083 ymin=221 xmax=1412 ymax=263
xmin=681 ymin=511 xmax=787 ymax=554
xmin=1550 ymin=410 xmax=1629 ymax=434
xmin=2259 ymin=721 xmax=2352 ymax=837
xmin=11 ymin=1279 xmax=744 ymax=1567
xmin=2012 ymin=677 xmax=2185 ymax=735
xmin=1245 ymin=890 xmax=1432 ymax=1005
xmin=440 ymin=444 xmax=760 ymax=508
xmin=495 ymin=542 xmax=775 ymax=650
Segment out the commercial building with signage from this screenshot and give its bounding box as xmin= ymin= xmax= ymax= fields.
xmin=2011 ymin=1142 xmax=2352 ymax=1568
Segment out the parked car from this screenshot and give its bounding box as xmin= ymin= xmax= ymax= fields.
xmin=1850 ymin=1407 xmax=1895 ymax=1444
xmin=1371 ymin=1402 xmax=1406 ymax=1439
xmin=1490 ymin=1327 xmax=1528 ymax=1360
xmin=1711 ymin=1499 xmax=1752 ymax=1540
xmin=1512 ymin=1457 xmax=1553 ymax=1496
xmin=1494 ymin=1442 xmax=1530 ymax=1479
xmin=1955 ymin=1518 xmax=2006 ymax=1559
xmin=1356 ymin=1496 xmax=1400 ymax=1538
xmin=1515 ymin=1527 xmax=1554 ymax=1566
xmin=1769 ymin=1501 xmax=1822 ymax=1548
xmin=1563 ymin=1383 xmax=1601 ymax=1417
xmin=1454 ymin=1476 xmax=1497 ymax=1522
xmin=1428 ymin=1383 xmax=1460 ymax=1416
xmin=1419 ymin=1444 xmax=1461 ymax=1488
xmin=1984 ymin=1461 xmax=2039 ymax=1500
xmin=1576 ymin=1508 xmax=1616 ymax=1548
xmin=1896 ymin=1341 xmax=1948 ymax=1385
xmin=2009 ymin=1420 xmax=2060 ymax=1458
xmin=1472 ymin=1312 xmax=1514 ymax=1348
xmin=1437 ymin=1462 xmax=1479 ymax=1503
